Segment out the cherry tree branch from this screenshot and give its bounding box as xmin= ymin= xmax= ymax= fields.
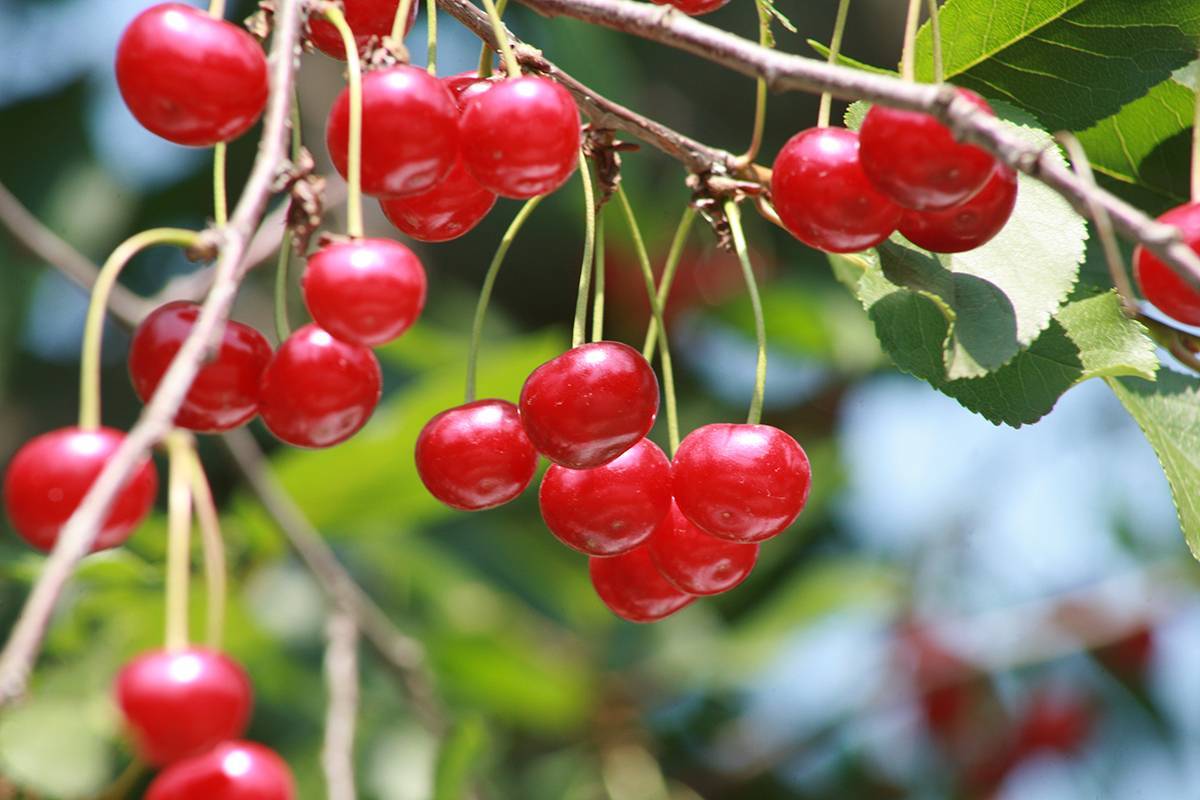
xmin=0 ymin=0 xmax=305 ymax=706
xmin=322 ymin=609 xmax=360 ymax=800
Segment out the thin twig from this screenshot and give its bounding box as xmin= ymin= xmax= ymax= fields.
xmin=322 ymin=610 xmax=360 ymax=800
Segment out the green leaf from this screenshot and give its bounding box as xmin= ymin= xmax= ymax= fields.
xmin=0 ymin=698 xmax=114 ymax=798
xmin=914 ymin=0 xmax=1200 ymax=131
xmin=806 ymin=41 xmax=893 ymax=75
xmin=433 ymin=717 xmax=488 ymax=800
xmin=1107 ymin=370 xmax=1200 ymax=557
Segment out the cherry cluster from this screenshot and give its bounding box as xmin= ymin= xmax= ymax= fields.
xmin=415 ymin=340 xmax=812 ymax=622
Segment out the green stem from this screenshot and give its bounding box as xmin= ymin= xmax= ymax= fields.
xmin=78 ymin=228 xmax=199 ymax=431
xmin=641 ymin=207 xmax=697 ymax=360
xmin=274 ymin=230 xmax=294 ymax=343
xmin=207 ymin=0 xmax=225 ymax=18
xmin=900 ymin=0 xmax=922 ymax=82
xmin=164 ymin=432 xmax=193 ymax=652
xmin=617 ymin=187 xmax=679 ymax=456
xmin=571 ymin=152 xmax=597 ymax=349
xmin=926 ymin=0 xmax=943 ymax=83
xmin=465 ymin=197 xmax=543 ymax=402
xmin=393 ymin=0 xmax=415 ymax=41
xmin=187 ymin=448 xmax=226 ymax=650
xmin=324 ymin=4 xmax=364 ymax=238
xmin=725 ymin=200 xmax=767 ymax=426
xmin=212 ymin=144 xmax=228 ymax=227
xmin=426 ymin=0 xmax=439 ymax=74
xmin=478 ymin=0 xmax=510 ymax=77
xmin=737 ymin=0 xmax=771 ymax=164
xmin=591 ymin=212 xmax=606 ymax=342
xmin=480 ymin=0 xmax=520 ymax=78
xmin=816 ymin=0 xmax=852 ymax=127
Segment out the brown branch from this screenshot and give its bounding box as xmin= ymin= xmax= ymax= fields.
xmin=322 ymin=609 xmax=360 ymax=800
xmin=0 ymin=0 xmax=305 ymax=706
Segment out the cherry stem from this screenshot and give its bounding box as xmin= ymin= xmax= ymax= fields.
xmin=79 ymin=228 xmax=198 ymax=431
xmin=186 ymin=448 xmax=226 ymax=649
xmin=465 ymin=196 xmax=544 ymax=402
xmin=725 ymin=199 xmax=767 ymax=426
xmin=393 ymin=0 xmax=416 ymax=42
xmin=816 ymin=0 xmax=852 ymax=128
xmin=734 ymin=0 xmax=771 ymax=166
xmin=207 ymin=0 xmax=225 ymax=19
xmin=571 ymin=152 xmax=597 ymax=349
xmin=617 ymin=186 xmax=680 ymax=456
xmin=641 ymin=206 xmax=697 ymax=360
xmin=480 ymin=0 xmax=521 ymax=79
xmin=900 ymin=0 xmax=921 ymax=82
xmin=478 ymin=0 xmax=509 ymax=78
xmin=164 ymin=431 xmax=194 ymax=652
xmin=213 ymin=144 xmax=228 ymax=227
xmin=426 ymin=0 xmax=439 ymax=75
xmin=926 ymin=0 xmax=944 ymax=84
xmin=591 ymin=211 xmax=606 ymax=342
xmin=274 ymin=232 xmax=295 ymax=343
xmin=324 ymin=4 xmax=365 ymax=239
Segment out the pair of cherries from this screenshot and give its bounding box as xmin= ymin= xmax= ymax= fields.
xmin=115 ymin=647 xmax=294 ymax=799
xmin=771 ymin=90 xmax=1017 ymax=255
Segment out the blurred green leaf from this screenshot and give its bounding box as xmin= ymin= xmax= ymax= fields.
xmin=0 ymin=697 xmax=113 ymax=798
xmin=433 ymin=716 xmax=488 ymax=800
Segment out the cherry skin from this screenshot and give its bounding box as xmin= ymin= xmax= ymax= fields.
xmin=519 ymin=341 xmax=659 ymax=469
xmin=458 ymin=76 xmax=581 ymax=199
xmin=327 ymin=65 xmax=459 ymax=198
xmin=379 ymin=159 xmax=497 ymax=242
xmin=415 ymin=400 xmax=538 ymax=511
xmin=648 ymin=502 xmax=759 ymax=595
xmin=3 ymin=427 xmax=158 ymax=552
xmin=589 ymin=545 xmax=694 ymax=623
xmin=1134 ymin=202 xmax=1200 ymax=326
xmin=115 ymin=3 xmax=268 ymax=146
xmin=115 ymin=647 xmax=252 ymax=765
xmin=672 ymin=423 xmax=811 ymax=542
xmin=443 ymin=72 xmax=498 ymax=107
xmin=258 ymin=324 xmax=382 ymax=449
xmin=145 ymin=741 xmax=295 ymax=800
xmin=539 ymin=438 xmax=672 ymax=556
xmin=302 ymin=238 xmax=427 ymax=347
xmin=898 ymin=164 xmax=1018 ymax=253
xmin=651 ymin=0 xmax=729 ymax=14
xmin=859 ymin=89 xmax=998 ymax=211
xmin=128 ymin=301 xmax=272 ymax=433
xmin=771 ymin=127 xmax=902 ymax=253
xmin=306 ymin=0 xmax=418 ymax=59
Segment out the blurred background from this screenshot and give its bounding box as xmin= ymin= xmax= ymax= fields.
xmin=1 ymin=0 xmax=1197 ymax=798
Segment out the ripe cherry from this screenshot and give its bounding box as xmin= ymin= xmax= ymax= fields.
xmin=898 ymin=164 xmax=1018 ymax=253
xmin=443 ymin=72 xmax=498 ymax=107
xmin=539 ymin=438 xmax=672 ymax=556
xmin=145 ymin=741 xmax=295 ymax=800
xmin=306 ymin=0 xmax=418 ymax=59
xmin=672 ymin=423 xmax=811 ymax=542
xmin=115 ymin=647 xmax=252 ymax=765
xmin=519 ymin=341 xmax=659 ymax=469
xmin=128 ymin=301 xmax=272 ymax=433
xmin=327 ymin=65 xmax=459 ymax=198
xmin=415 ymin=400 xmax=538 ymax=511
xmin=589 ymin=545 xmax=694 ymax=623
xmin=115 ymin=4 xmax=268 ymax=147
xmin=1134 ymin=202 xmax=1200 ymax=326
xmin=651 ymin=0 xmax=729 ymax=14
xmin=380 ymin=159 xmax=497 ymax=242
xmin=771 ymin=127 xmax=902 ymax=253
xmin=648 ymin=502 xmax=758 ymax=595
xmin=302 ymin=238 xmax=426 ymax=346
xmin=3 ymin=427 xmax=157 ymax=552
xmin=258 ymin=324 xmax=382 ymax=449
xmin=458 ymin=76 xmax=581 ymax=199
xmin=859 ymin=90 xmax=998 ymax=211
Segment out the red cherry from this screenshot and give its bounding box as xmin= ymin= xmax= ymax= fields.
xmin=589 ymin=545 xmax=694 ymax=623
xmin=128 ymin=301 xmax=272 ymax=433
xmin=1134 ymin=202 xmax=1200 ymax=326
xmin=539 ymin=438 xmax=672 ymax=556
xmin=115 ymin=647 xmax=252 ymax=765
xmin=3 ymin=427 xmax=157 ymax=552
xmin=306 ymin=0 xmax=418 ymax=59
xmin=327 ymin=65 xmax=459 ymax=198
xmin=771 ymin=127 xmax=902 ymax=253
xmin=379 ymin=159 xmax=497 ymax=242
xmin=859 ymin=90 xmax=998 ymax=211
xmin=258 ymin=324 xmax=382 ymax=449
xmin=458 ymin=76 xmax=581 ymax=199
xmin=648 ymin=502 xmax=758 ymax=595
xmin=651 ymin=0 xmax=729 ymax=14
xmin=415 ymin=400 xmax=538 ymax=511
xmin=519 ymin=341 xmax=659 ymax=469
xmin=443 ymin=72 xmax=498 ymax=107
xmin=115 ymin=4 xmax=268 ymax=146
xmin=302 ymin=238 xmax=426 ymax=346
xmin=898 ymin=164 xmax=1018 ymax=253
xmin=672 ymin=423 xmax=811 ymax=542
xmin=146 ymin=741 xmax=295 ymax=800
